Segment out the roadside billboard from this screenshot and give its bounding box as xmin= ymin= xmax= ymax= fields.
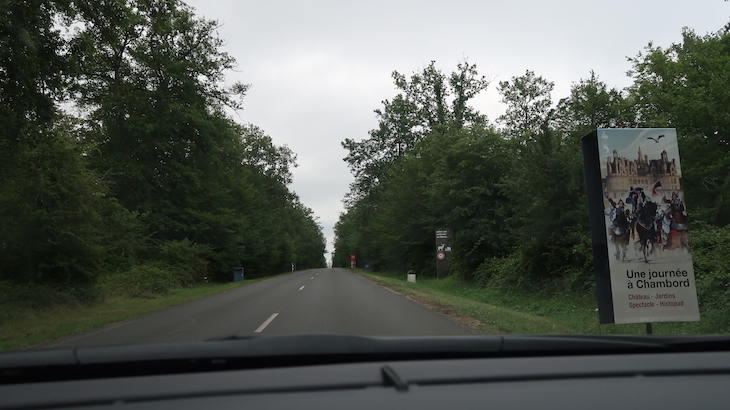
xmin=582 ymin=128 xmax=700 ymax=324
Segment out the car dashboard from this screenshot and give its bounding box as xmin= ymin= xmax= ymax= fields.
xmin=1 ymin=335 xmax=728 ymax=409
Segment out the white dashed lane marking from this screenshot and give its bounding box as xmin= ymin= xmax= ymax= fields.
xmin=254 ymin=313 xmax=279 ymax=333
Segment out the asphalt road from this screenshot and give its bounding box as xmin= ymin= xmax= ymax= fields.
xmin=37 ymin=268 xmax=475 ymax=349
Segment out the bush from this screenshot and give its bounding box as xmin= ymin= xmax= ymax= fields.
xmin=472 ymin=236 xmax=594 ymax=295
xmin=97 ymin=238 xmax=210 ymax=299
xmin=473 ymin=254 xmax=525 ymax=289
xmin=98 ymin=263 xmax=179 ymax=299
xmin=0 ymin=280 xmax=96 ymax=325
xmin=155 ymin=239 xmax=210 ymax=286
xmin=690 ymin=224 xmax=730 ymax=333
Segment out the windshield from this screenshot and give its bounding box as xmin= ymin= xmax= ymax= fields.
xmin=1 ymin=0 xmax=729 ymax=353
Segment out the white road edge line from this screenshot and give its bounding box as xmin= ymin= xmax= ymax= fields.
xmin=299 ymin=285 xmax=305 ymax=290
xmin=254 ymin=313 xmax=279 ymax=333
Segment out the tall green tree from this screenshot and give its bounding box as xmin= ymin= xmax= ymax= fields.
xmin=336 ymin=123 xmax=512 ymax=276
xmin=553 ymin=71 xmax=635 ymax=138
xmin=0 ymin=118 xmax=138 ymax=286
xmin=0 ymin=0 xmax=137 ymax=287
xmin=628 ymin=28 xmax=730 ymax=225
xmin=497 ymin=70 xmax=554 ymax=140
xmin=72 ymin=0 xmax=245 ymax=225
xmin=373 ymin=125 xmax=512 ymax=276
xmin=0 ymin=0 xmax=70 ymax=137
xmin=341 ymin=94 xmax=420 ymax=202
xmin=496 ymin=70 xmax=592 ymax=287
xmin=392 ymin=60 xmax=490 ymax=131
xmin=1 ymin=0 xmax=324 ymax=291
xmin=342 ymin=60 xmax=490 ymax=204
xmin=238 ymin=123 xmax=297 ymax=186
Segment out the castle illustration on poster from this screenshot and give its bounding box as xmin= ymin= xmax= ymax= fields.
xmin=602 ymin=129 xmax=682 ymax=205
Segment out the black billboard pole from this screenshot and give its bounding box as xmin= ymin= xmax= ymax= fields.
xmin=581 ymin=130 xmax=615 ymax=324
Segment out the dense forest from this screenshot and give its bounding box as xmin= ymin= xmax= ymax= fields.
xmin=0 ymin=0 xmax=326 ymax=301
xmin=333 ymin=28 xmax=730 ymax=325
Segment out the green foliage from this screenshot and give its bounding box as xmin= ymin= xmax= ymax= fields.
xmin=499 ymin=128 xmax=590 ymax=283
xmin=628 ymin=28 xmax=730 ymax=225
xmin=70 ymin=0 xmax=324 ymax=280
xmin=337 ymin=27 xmax=730 ymax=318
xmin=496 ymin=70 xmax=554 ymax=138
xmin=416 ymin=127 xmax=513 ymax=274
xmin=690 ymin=224 xmax=730 ymax=332
xmin=336 ymin=60 xmax=496 ymax=275
xmin=335 ymin=125 xmax=512 ymax=276
xmin=154 ymin=239 xmax=210 ymax=285
xmin=472 ymin=254 xmax=524 ymax=289
xmin=341 ymin=60 xmax=490 ymax=204
xmin=0 ymin=280 xmax=93 ymax=318
xmin=1 ymin=0 xmax=325 ymax=315
xmin=97 ymin=238 xmax=212 ymax=299
xmin=472 ymin=232 xmax=594 ymax=295
xmin=0 ymin=0 xmax=71 ymax=132
xmin=1 ymin=123 xmax=111 ymax=286
xmin=98 ymin=263 xmax=180 ymax=299
xmin=553 ymin=71 xmax=636 ymax=135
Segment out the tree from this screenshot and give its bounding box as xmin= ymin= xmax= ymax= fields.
xmin=336 ymin=122 xmax=513 ymax=276
xmin=69 ymin=0 xmax=251 ymax=244
xmin=0 ymin=0 xmax=138 ymax=287
xmin=341 ymin=94 xmax=421 ymax=203
xmin=0 ymin=0 xmax=70 ymax=138
xmin=287 ymin=201 xmax=327 ymax=270
xmin=238 ymin=124 xmax=297 ymax=186
xmin=392 ymin=60 xmax=490 ymax=132
xmin=496 ymin=70 xmax=593 ymax=288
xmin=333 ymin=202 xmax=378 ymax=269
xmin=424 ymin=127 xmax=513 ymax=274
xmin=0 ymin=115 xmax=142 ymax=286
xmin=1 ymin=0 xmax=324 ymax=290
xmin=553 ymin=71 xmax=635 ymax=138
xmin=497 ymin=70 xmax=554 ymax=140
xmin=374 ymin=125 xmax=513 ymax=276
xmin=342 ymin=60 xmax=489 ymax=203
xmin=628 ymin=28 xmax=730 ymax=225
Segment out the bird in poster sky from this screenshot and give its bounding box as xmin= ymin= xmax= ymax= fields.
xmin=647 ymin=134 xmax=665 ymax=143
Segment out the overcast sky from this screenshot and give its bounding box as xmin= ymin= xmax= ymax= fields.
xmin=183 ymin=0 xmax=728 ymax=261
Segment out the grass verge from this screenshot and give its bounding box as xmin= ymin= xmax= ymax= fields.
xmin=0 ymin=279 xmax=269 ymax=352
xmin=359 ymin=270 xmax=711 ymax=335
